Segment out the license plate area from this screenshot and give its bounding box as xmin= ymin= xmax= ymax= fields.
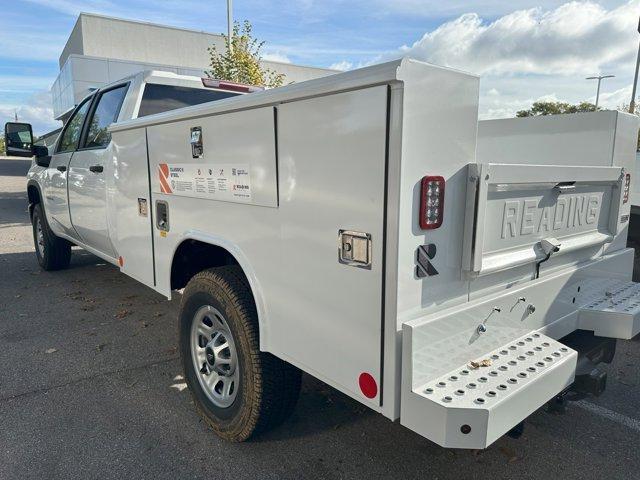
xmin=462 ymin=163 xmax=623 ymax=276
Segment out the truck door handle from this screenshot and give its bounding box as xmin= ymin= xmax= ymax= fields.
xmin=56 ymin=165 xmax=67 ymax=172
xmin=89 ymin=165 xmax=104 ymax=173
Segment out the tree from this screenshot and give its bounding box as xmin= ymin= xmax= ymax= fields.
xmin=516 ymin=101 xmax=598 ymax=117
xmin=206 ymin=20 xmax=285 ymax=88
xmin=0 ymin=135 xmax=4 ymax=155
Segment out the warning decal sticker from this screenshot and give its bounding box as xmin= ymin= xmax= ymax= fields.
xmin=158 ymin=163 xmax=252 ymax=202
xmin=158 ymin=163 xmax=172 ymax=194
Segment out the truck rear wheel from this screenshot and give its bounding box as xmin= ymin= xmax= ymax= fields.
xmin=32 ymin=203 xmax=71 ymax=271
xmin=179 ymin=266 xmax=301 ymax=441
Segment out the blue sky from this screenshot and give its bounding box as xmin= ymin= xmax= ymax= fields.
xmin=1 ymin=0 xmax=638 ymax=134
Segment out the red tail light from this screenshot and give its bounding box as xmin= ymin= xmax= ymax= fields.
xmin=419 ymin=176 xmax=445 ymax=229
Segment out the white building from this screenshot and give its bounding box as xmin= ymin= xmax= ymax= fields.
xmin=52 ymin=13 xmax=337 ymax=121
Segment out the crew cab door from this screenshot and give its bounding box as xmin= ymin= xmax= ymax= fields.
xmin=68 ymin=84 xmax=128 ymax=258
xmin=43 ymin=96 xmax=93 ymax=238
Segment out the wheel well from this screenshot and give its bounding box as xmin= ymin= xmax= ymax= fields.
xmin=171 ymin=240 xmax=246 ymax=290
xmin=27 ymin=184 xmax=41 ymax=217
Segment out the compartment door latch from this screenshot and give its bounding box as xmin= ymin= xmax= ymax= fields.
xmin=156 ymin=200 xmax=170 ymax=233
xmin=338 ymin=230 xmax=372 ymax=270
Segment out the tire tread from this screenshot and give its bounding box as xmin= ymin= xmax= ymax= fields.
xmin=181 ymin=266 xmax=300 ymax=441
xmin=32 ymin=203 xmax=71 ymax=271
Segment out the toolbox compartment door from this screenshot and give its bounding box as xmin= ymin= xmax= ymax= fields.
xmin=462 ymin=163 xmax=624 ymax=277
xmin=271 ymin=86 xmax=388 ymax=406
xmin=108 ymin=128 xmax=156 ymax=286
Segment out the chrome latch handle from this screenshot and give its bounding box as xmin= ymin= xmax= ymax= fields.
xmin=553 ymin=182 xmax=576 ymax=194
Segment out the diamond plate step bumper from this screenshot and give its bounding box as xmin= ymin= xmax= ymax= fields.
xmin=401 ymin=332 xmax=577 ymax=449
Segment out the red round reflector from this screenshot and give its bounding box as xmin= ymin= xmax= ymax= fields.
xmin=358 ymin=372 xmax=378 ymax=399
xmin=118 ymin=256 xmax=124 ymax=267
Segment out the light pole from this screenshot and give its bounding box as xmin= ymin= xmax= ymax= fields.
xmin=630 ymin=16 xmax=640 ymax=114
xmin=586 ymin=75 xmax=615 ymax=109
xmin=227 ymin=0 xmax=233 ymax=54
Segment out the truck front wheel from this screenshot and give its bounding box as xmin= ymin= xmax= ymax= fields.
xmin=179 ymin=266 xmax=301 ymax=441
xmin=31 ymin=203 xmax=71 ymax=271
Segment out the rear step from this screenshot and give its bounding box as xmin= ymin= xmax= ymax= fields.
xmin=400 ymin=275 xmax=638 ymax=449
xmin=401 ymin=332 xmax=577 ymax=449
xmin=578 ymin=279 xmax=640 ymax=339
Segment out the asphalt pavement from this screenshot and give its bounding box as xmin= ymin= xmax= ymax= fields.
xmin=1 ymin=157 xmax=639 ymax=480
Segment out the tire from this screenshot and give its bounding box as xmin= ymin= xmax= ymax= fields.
xmin=179 ymin=266 xmax=301 ymax=442
xmin=31 ymin=203 xmax=72 ymax=271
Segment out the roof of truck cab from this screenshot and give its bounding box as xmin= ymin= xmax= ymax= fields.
xmin=140 ymin=70 xmax=208 ymax=85
xmin=110 ymin=58 xmax=476 ymax=133
xmin=71 ymin=70 xmax=210 ymax=109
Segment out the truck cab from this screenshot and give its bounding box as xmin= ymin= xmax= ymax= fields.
xmin=9 ymin=70 xmax=244 ymax=265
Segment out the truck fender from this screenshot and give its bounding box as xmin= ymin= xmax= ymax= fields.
xmin=170 ymin=230 xmax=271 ymax=350
xmin=26 ymin=179 xmax=44 ymax=218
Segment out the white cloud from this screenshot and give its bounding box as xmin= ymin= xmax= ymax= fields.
xmin=262 ymin=52 xmax=292 ymax=64
xmin=598 ymin=84 xmax=634 ymax=108
xmin=480 ymin=91 xmax=562 ymax=120
xmin=329 ymin=60 xmax=354 ymax=71
xmin=397 ymin=0 xmax=639 ymax=76
xmin=0 ymin=90 xmax=60 ymax=135
xmin=380 ymin=1 xmax=640 ymax=119
xmin=478 ymin=75 xmax=635 ymax=120
xmin=372 ymin=0 xmax=625 ymax=18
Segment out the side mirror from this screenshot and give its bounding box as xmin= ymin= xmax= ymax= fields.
xmin=4 ymin=122 xmax=34 ymax=157
xmin=33 ymin=145 xmax=51 ymax=168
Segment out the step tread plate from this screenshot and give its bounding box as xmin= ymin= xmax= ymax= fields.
xmin=409 ymin=332 xmax=577 ymax=448
xmin=578 ymin=279 xmax=640 ymax=339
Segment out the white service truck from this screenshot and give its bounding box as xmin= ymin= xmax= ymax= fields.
xmin=6 ymin=58 xmax=640 ymax=449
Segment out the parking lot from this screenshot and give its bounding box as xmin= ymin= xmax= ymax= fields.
xmin=1 ymin=157 xmax=639 ymax=480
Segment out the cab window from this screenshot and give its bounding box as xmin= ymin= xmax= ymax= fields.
xmin=57 ymin=98 xmax=92 ymax=153
xmin=138 ymin=84 xmax=239 ymax=117
xmin=83 ymin=85 xmax=128 ymax=149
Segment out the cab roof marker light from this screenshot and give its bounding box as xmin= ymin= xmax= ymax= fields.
xmin=201 ymin=78 xmax=265 ymax=93
xmin=419 ymin=175 xmax=445 ymax=230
